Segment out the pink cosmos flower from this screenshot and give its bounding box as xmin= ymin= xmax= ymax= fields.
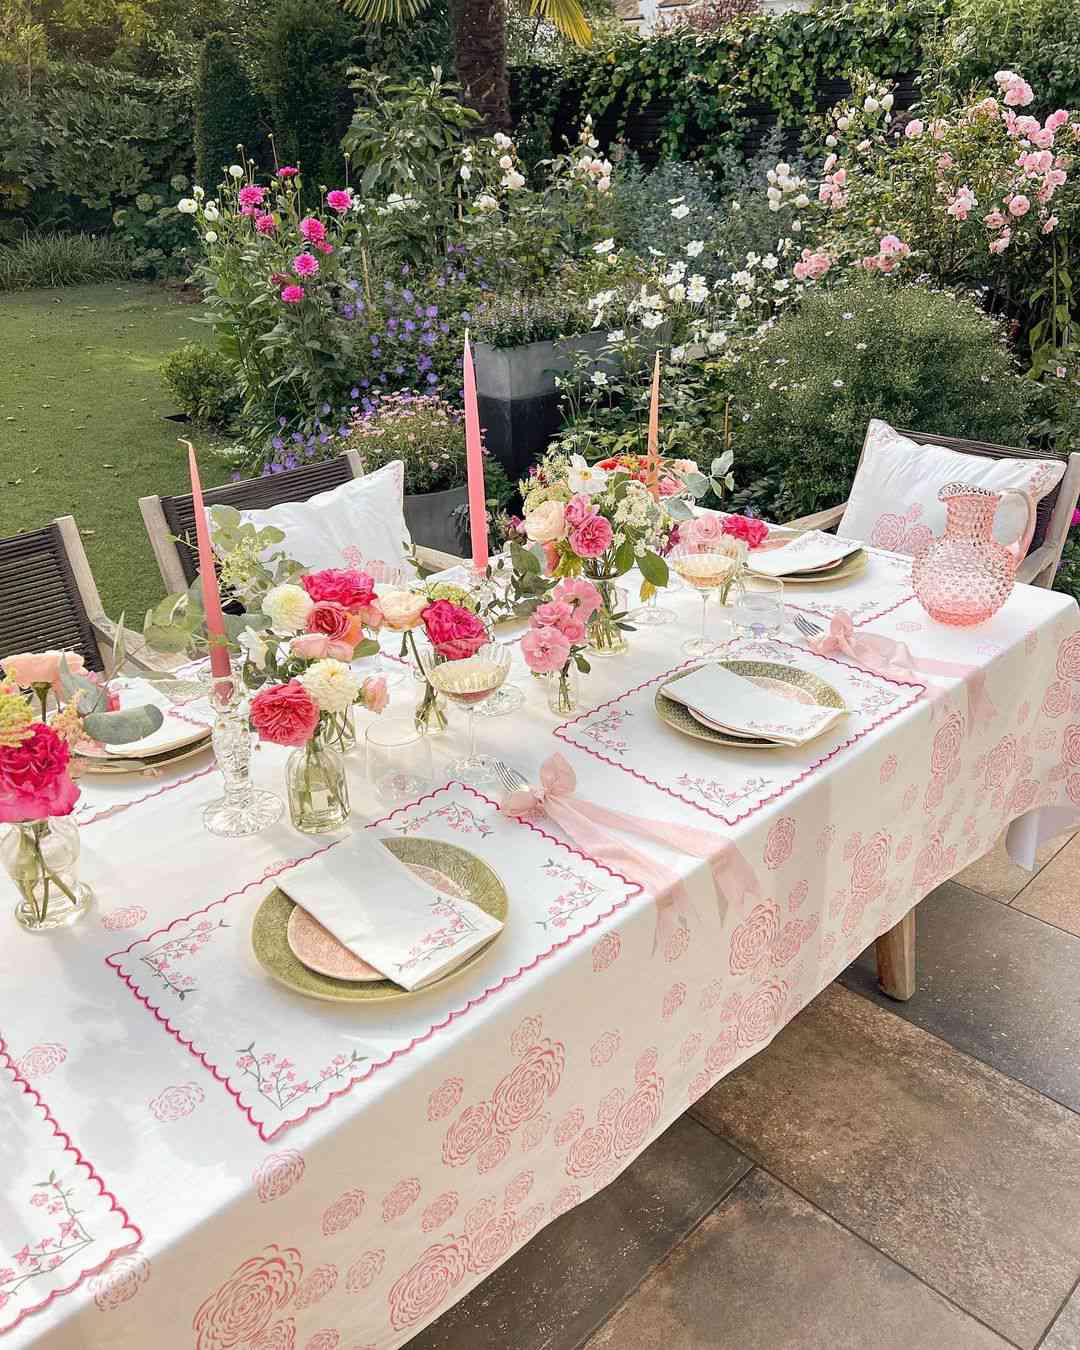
xmin=904 ymin=119 xmax=924 ymax=139
xmin=291 ymin=252 xmax=319 ymax=278
xmin=326 ymin=189 xmax=353 ymax=212
xmin=521 ymin=625 xmax=572 ymax=675
xmin=1007 ymin=194 xmax=1031 ymax=216
xmin=569 ymin=514 xmax=614 ymax=559
xmin=298 ymin=216 xmax=326 ymax=243
xmin=276 ymin=166 xmax=299 ymax=179
xmin=281 ymin=285 xmax=305 ymax=304
xmin=255 ymin=213 xmax=276 ymax=234
xmin=238 ymin=185 xmax=265 ymax=208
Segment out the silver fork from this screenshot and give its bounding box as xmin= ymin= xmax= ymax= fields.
xmin=494 ymin=761 xmax=528 ymax=796
xmin=792 ymin=612 xmax=824 ymax=640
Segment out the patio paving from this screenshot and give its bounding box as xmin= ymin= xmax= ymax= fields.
xmin=416 ymin=827 xmax=1080 ymax=1350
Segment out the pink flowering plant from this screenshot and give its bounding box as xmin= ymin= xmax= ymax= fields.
xmin=520 ymin=577 xmax=603 ymax=711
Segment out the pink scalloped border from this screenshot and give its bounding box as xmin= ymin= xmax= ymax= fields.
xmin=786 ymin=589 xmax=917 ymax=629
xmin=553 ymin=641 xmax=926 ymax=827
xmin=76 ymin=761 xmax=217 ymax=827
xmin=0 ymin=1039 xmax=142 ymax=1335
xmin=105 ymin=783 xmax=642 ymax=1142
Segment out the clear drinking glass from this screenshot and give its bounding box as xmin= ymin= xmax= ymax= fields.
xmin=428 ymin=642 xmax=511 ymax=786
xmin=733 ymin=576 xmax=785 ymax=639
xmin=366 ymin=716 xmax=433 ymax=805
xmin=668 ymin=542 xmax=742 ymax=659
xmin=358 ymin=558 xmax=414 ymax=688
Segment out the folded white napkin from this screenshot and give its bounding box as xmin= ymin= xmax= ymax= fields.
xmin=748 ymin=531 xmax=862 ymax=578
xmin=278 ymin=832 xmax=503 ymax=991
xmin=77 ymin=678 xmax=211 ymax=758
xmin=662 ymin=662 xmax=848 ymax=747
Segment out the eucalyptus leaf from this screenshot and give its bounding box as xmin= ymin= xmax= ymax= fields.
xmin=83 ymin=704 xmax=165 ymax=745
xmin=664 ymin=497 xmax=694 ymax=521
xmin=682 ymin=471 xmax=709 ymax=498
xmin=510 ymin=541 xmax=541 ymax=575
xmin=58 ymin=662 xmax=106 ymax=717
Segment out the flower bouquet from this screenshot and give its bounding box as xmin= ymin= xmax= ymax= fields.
xmin=520 ymin=578 xmax=603 ymax=714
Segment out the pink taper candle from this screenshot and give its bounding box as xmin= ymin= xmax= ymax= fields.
xmin=183 ymin=439 xmax=232 ymax=680
xmin=463 ymin=332 xmax=489 ymax=573
xmin=645 ymin=349 xmax=661 ymax=500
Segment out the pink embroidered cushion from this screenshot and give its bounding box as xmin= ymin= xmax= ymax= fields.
xmin=838 ymin=420 xmax=1065 ymax=556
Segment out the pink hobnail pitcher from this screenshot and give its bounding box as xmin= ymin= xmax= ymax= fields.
xmin=911 ymin=482 xmax=1036 ymax=627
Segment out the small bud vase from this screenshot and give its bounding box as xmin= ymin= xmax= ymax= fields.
xmin=324 ymin=706 xmax=356 ymax=752
xmin=286 ymin=737 xmax=351 ymax=835
xmin=544 ymin=666 xmax=580 ymax=715
xmin=2 ymin=818 xmax=93 ymax=932
xmin=587 ymin=583 xmax=629 ymax=657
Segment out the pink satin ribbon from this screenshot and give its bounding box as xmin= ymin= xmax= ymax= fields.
xmin=499 ymin=753 xmax=760 ymax=950
xmin=807 ymin=610 xmax=997 ymax=731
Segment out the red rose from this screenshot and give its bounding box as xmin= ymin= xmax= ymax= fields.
xmin=0 ymin=722 xmax=79 ymax=823
xmin=612 ymin=1072 xmax=664 ymax=1157
xmin=722 ymin=515 xmax=769 ymax=548
xmin=301 ymin=568 xmax=375 ymax=612
xmin=387 ymin=1240 xmax=469 ymax=1331
xmin=421 ymin=600 xmax=487 ymax=661
xmin=250 ymin=680 xmax=319 ymax=747
xmin=728 ymin=902 xmax=780 ymax=974
xmin=193 ymin=1245 xmax=303 ymax=1350
xmin=252 ymin=1324 xmax=295 ymax=1350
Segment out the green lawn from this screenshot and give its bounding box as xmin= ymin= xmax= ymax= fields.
xmin=0 ymin=282 xmax=229 ymax=621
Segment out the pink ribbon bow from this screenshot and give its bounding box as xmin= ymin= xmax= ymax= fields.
xmin=501 ymin=753 xmax=761 ymax=952
xmin=807 ymin=610 xmax=996 ymax=732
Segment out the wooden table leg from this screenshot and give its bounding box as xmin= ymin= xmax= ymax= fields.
xmin=875 ymin=909 xmax=916 ymax=1001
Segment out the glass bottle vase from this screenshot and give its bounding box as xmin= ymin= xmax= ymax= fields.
xmin=544 ymin=666 xmax=581 ymax=715
xmin=2 ymin=818 xmax=93 ymax=932
xmin=286 ymin=738 xmax=351 ymax=835
xmin=586 ymin=583 xmax=629 ymax=657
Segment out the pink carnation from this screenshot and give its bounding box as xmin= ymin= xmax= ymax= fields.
xmin=298 ymin=216 xmax=327 ymax=243
xmin=238 ymin=185 xmax=265 ymax=208
xmin=521 ymin=626 xmax=572 ymax=675
xmin=723 ymin=515 xmax=769 ymax=548
xmin=326 ymin=189 xmax=353 ymax=212
xmin=255 ymin=213 xmax=276 ymax=234
xmin=291 ymin=252 xmax=319 ymax=278
xmin=568 ymin=514 xmax=613 ymax=559
xmin=281 ymin=285 xmax=305 ymax=304
xmin=0 ymin=723 xmax=80 ymax=823
xmin=250 ymin=680 xmax=320 ymax=747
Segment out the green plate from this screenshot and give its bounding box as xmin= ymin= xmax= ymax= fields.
xmin=751 ymin=549 xmax=868 ymax=584
xmin=250 ymin=836 xmax=508 ymax=1004
xmin=655 ymin=660 xmax=846 ymax=750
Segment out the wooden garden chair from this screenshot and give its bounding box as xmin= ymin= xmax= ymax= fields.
xmin=139 ymin=451 xmax=461 ymax=596
xmin=0 ymin=517 xmax=178 ymax=675
xmin=784 ymin=427 xmax=1080 ymax=588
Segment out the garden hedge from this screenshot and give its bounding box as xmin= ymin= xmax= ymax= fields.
xmin=195 ymin=33 xmax=265 ymax=187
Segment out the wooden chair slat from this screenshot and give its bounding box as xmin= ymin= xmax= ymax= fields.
xmin=0 ymin=524 xmax=105 ymax=672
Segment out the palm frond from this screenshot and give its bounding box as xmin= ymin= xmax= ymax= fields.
xmin=340 ymin=0 xmax=430 ymax=23
xmin=527 ymin=0 xmax=592 ymax=46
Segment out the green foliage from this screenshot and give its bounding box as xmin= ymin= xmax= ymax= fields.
xmin=260 ymin=0 xmax=355 ymax=188
xmin=717 ymin=277 xmax=1036 ymax=521
xmin=935 ymin=0 xmax=1080 ymax=113
xmin=110 ymin=173 xmax=197 ymax=278
xmin=160 ymin=342 xmax=241 ymax=426
xmin=195 ymin=32 xmax=263 ymax=186
xmin=0 ymin=231 xmax=137 ymax=289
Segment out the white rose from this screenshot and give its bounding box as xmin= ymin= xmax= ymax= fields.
xmin=475 ymin=193 xmax=498 ymax=213
xmin=502 ymin=170 xmax=525 ymax=191
xmin=378 ymin=589 xmax=427 ymax=630
xmin=524 ymin=499 xmax=569 ymax=541
xmin=881 ymin=92 xmax=894 ymax=110
xmin=300 ymin=658 xmax=360 ymax=714
xmin=228 ymin=164 xmax=245 ymax=178
xmin=837 ymin=116 xmax=850 ymax=131
xmin=597 ymin=176 xmax=611 ymax=192
xmin=499 ymin=154 xmax=513 ymax=169
xmin=493 ymin=131 xmax=512 ymax=149
xmin=795 ymin=193 xmax=810 ymax=207
xmin=262 ymin=583 xmax=314 ymax=633
xmin=767 ymin=186 xmax=782 ymax=203
xmin=177 ymin=198 xmax=197 ymax=214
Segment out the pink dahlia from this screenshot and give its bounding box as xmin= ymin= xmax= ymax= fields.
xmin=291 ymin=252 xmax=319 ymax=278
xmin=254 ymin=213 xmax=276 ymax=234
xmin=276 ymin=166 xmax=299 ymax=179
xmin=298 ymin=216 xmax=326 ymax=243
xmin=238 ymin=185 xmax=265 ymax=209
xmin=326 ymin=189 xmax=353 ymax=212
xmin=281 ymin=285 xmax=305 ymax=304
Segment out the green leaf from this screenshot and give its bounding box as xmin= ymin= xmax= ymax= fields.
xmin=83 ymin=704 xmax=166 ymax=745
xmin=638 ymin=551 xmax=670 ymax=587
xmin=510 ymin=540 xmax=541 ymax=575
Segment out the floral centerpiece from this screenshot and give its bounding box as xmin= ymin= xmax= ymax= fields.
xmin=520 ymin=578 xmax=603 ymax=714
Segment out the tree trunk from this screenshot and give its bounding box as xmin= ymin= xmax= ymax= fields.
xmin=450 ymin=0 xmax=510 ymax=133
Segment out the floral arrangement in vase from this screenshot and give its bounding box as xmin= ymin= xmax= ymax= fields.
xmin=677 ymin=512 xmax=769 ymax=551
xmin=520 ymin=577 xmax=603 ymax=714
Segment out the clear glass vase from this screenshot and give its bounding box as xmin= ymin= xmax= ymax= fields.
xmin=544 ymin=666 xmax=580 ymax=715
xmin=286 ymin=738 xmax=351 ymax=835
xmin=414 ymin=678 xmax=449 ymax=737
xmin=2 ymin=818 xmax=93 ymax=932
xmin=324 ymin=706 xmax=356 ymax=752
xmin=587 ymin=583 xmax=629 ymax=656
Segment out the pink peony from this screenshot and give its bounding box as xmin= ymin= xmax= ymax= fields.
xmin=326 ymin=189 xmax=353 ymax=212
xmin=298 ymin=216 xmax=326 ymax=242
xmin=3 ymin=650 xmax=86 ymax=693
xmin=281 ymin=285 xmax=305 ymax=304
xmin=552 ymin=576 xmax=603 ymax=620
xmin=568 ymin=514 xmax=613 ymax=559
xmin=291 ymin=252 xmax=319 ymax=278
xmin=306 ymin=600 xmax=364 ymax=651
xmin=277 ymin=166 xmax=299 ymax=178
xmin=723 ymin=515 xmax=769 ymax=548
xmin=250 ymin=680 xmax=320 ymax=747
xmin=521 ymin=626 xmax=572 ymax=675
xmin=238 ymin=185 xmax=265 ymax=209
xmin=1008 ymin=193 xmax=1031 ymax=216
xmin=362 ymin=676 xmax=389 ymax=714
xmin=421 ymin=600 xmax=487 ymax=661
xmin=0 ymin=722 xmax=80 ymax=822
xmin=255 ymin=213 xmax=276 ymax=234
xmin=289 ymin=632 xmax=353 ymax=661
xmin=301 ymin=569 xmax=375 ymax=613
xmin=905 ymin=119 xmax=924 ymax=138
xmin=563 ymin=495 xmax=592 ymax=528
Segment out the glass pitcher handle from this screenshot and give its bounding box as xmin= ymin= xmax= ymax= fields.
xmin=997 ymin=488 xmax=1036 ymax=565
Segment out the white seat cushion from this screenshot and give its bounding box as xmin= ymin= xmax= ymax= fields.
xmin=231 ymin=461 xmax=412 ymax=571
xmin=839 ymin=419 xmax=1065 ymax=554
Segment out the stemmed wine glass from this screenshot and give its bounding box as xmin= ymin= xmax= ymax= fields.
xmin=668 ymin=541 xmax=744 ymax=659
xmin=356 ymin=558 xmax=414 ymax=687
xmin=428 ymin=642 xmax=512 ymax=786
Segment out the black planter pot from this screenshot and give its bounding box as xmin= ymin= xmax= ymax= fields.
xmin=404 ymin=483 xmax=467 ymax=558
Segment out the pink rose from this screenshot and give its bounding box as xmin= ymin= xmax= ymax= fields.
xmin=362 ymin=676 xmax=389 ymax=714
xmin=564 ymin=495 xmax=592 ymax=528
xmin=289 ymin=633 xmax=353 ymax=661
xmin=1008 ymin=194 xmax=1031 ymax=216
xmin=559 ymin=617 xmax=586 ymax=642
xmin=0 ymin=723 xmax=79 ymax=822
xmin=249 ymin=681 xmax=320 ymax=747
xmin=680 ymin=513 xmax=725 ymax=546
xmin=568 ymin=513 xmax=613 ymax=559
xmin=524 ymin=500 xmax=567 ymax=544
xmin=535 ymin=600 xmax=573 ymax=629
xmin=306 ymin=600 xmax=364 ymax=650
xmin=421 ymin=600 xmax=487 ymax=660
xmin=326 ymin=189 xmax=352 ymax=212
xmin=552 ymin=577 xmax=602 ymax=620
xmin=301 ymin=569 xmax=375 ymax=612
xmin=905 ymin=119 xmax=924 ymax=138
xmin=521 ymin=625 xmax=572 ymax=674
xmin=985 ymin=209 xmax=1006 ymax=228
xmin=722 ymin=515 xmax=769 ymax=548
xmin=3 ymin=650 xmax=85 ymax=692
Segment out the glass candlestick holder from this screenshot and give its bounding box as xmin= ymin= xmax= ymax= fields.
xmin=203 ymin=676 xmax=284 ymax=838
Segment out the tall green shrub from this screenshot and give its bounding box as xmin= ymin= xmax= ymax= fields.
xmin=195 ymin=32 xmax=263 ymax=187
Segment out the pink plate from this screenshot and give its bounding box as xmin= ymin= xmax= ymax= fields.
xmin=286 ymin=863 xmax=469 ymax=982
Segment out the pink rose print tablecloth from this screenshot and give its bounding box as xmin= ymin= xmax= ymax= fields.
xmin=1 ymin=560 xmax=1079 ymax=1349
xmin=777 ymin=543 xmax=915 ymax=627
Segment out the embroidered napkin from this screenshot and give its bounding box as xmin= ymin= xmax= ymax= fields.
xmin=76 ymin=678 xmax=211 ymax=758
xmin=277 ymin=832 xmax=504 ymax=990
xmin=748 ymin=530 xmax=862 ymax=578
xmin=661 ymin=661 xmax=848 ymax=747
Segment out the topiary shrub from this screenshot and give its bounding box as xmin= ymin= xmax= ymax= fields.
xmin=160 ymin=343 xmax=241 ymax=427
xmin=718 ymin=276 xmax=1037 ymax=522
xmin=195 ymin=33 xmax=264 ymax=188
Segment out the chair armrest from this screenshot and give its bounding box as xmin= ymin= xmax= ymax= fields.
xmin=781 ymin=503 xmax=847 ymax=533
xmin=90 ymin=616 xmax=187 ymax=675
xmin=1016 ymin=543 xmax=1056 ymax=587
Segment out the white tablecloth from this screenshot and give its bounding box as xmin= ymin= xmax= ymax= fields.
xmin=3 ymin=554 xmax=1080 ymax=1349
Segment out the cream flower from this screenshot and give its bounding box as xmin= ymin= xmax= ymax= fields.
xmin=237 ymin=627 xmax=269 ymax=670
xmin=567 ymin=455 xmax=608 ymax=497
xmin=378 ymin=588 xmax=428 ymax=630
xmin=524 ymin=499 xmax=569 ymax=543
xmin=300 ymin=659 xmax=361 ymax=714
xmin=262 ymin=583 xmax=314 ymax=633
